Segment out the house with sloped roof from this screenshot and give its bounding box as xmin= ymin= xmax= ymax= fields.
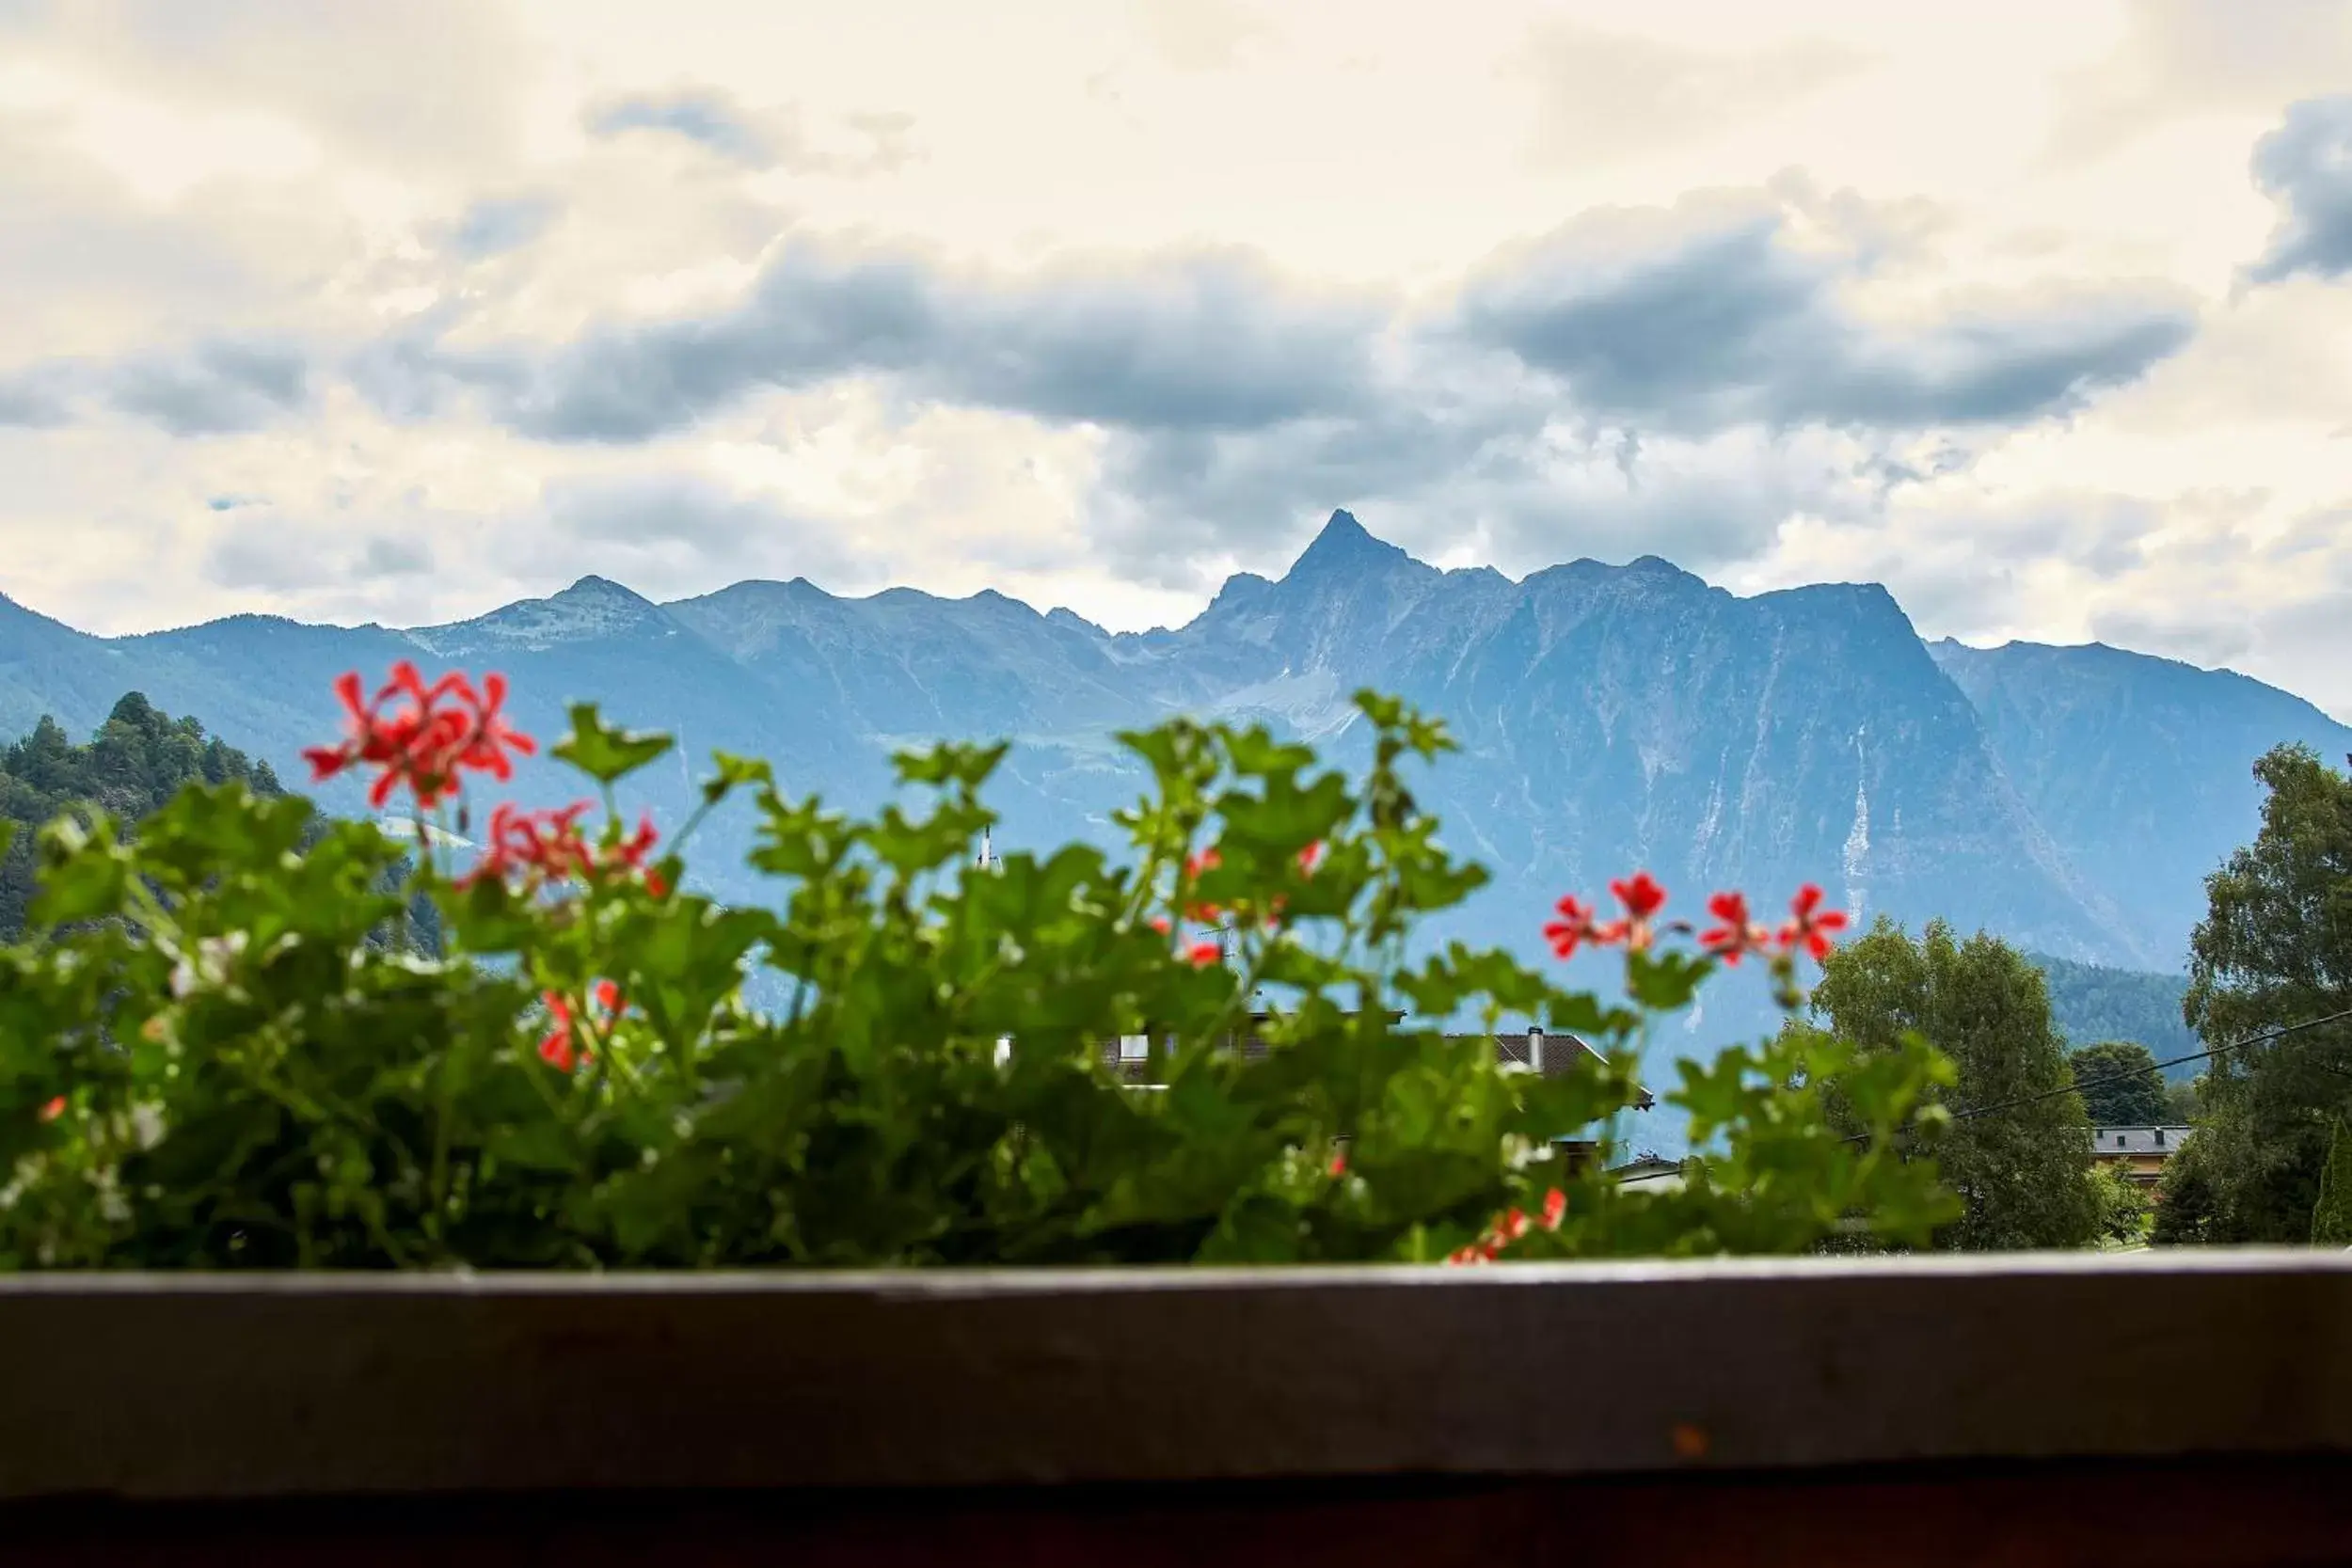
xmin=1450 ymin=1024 xmax=1656 ymax=1174
xmin=2090 ymin=1126 xmax=2193 ymax=1191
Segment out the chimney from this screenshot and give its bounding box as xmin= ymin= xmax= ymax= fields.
xmin=1527 ymin=1023 xmax=1544 ymax=1074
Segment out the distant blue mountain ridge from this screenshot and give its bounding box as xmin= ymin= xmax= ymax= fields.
xmin=6 ymin=511 xmax=2344 ymax=1152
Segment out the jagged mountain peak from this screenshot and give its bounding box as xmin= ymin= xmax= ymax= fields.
xmin=1283 ymin=509 xmax=1422 ymax=580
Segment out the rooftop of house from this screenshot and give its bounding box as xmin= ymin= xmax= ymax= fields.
xmin=2090 ymin=1127 xmax=2195 ymax=1156
xmin=1441 ymin=1026 xmax=1656 ymax=1111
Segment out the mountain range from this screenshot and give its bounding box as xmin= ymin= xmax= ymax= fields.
xmin=6 ymin=508 xmax=2347 ymax=1128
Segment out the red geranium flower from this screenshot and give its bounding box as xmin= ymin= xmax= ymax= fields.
xmin=1145 ymin=914 xmax=1224 ymax=967
xmin=1611 ymin=872 xmax=1667 ymax=921
xmin=538 ymin=991 xmax=583 ymax=1071
xmin=1183 ymin=845 xmax=1224 ymax=923
xmin=461 ymin=803 xmax=665 ymax=897
xmin=461 ymin=801 xmax=594 ymax=888
xmin=537 ymin=981 xmax=624 ymax=1071
xmin=306 ymin=662 xmax=535 ymax=810
xmin=1698 ymin=891 xmax=1772 ymax=965
xmin=1609 ymin=872 xmax=1667 ymax=948
xmin=1779 ymin=883 xmax=1851 ymax=962
xmin=611 ymin=814 xmax=662 ymax=893
xmin=1544 ymin=894 xmax=1614 ymax=959
xmin=1540 ymin=1186 xmax=1567 ymax=1230
xmin=440 ymin=671 xmax=532 ymax=786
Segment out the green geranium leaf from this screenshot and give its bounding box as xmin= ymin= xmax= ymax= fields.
xmin=552 ymin=703 xmax=675 ymax=784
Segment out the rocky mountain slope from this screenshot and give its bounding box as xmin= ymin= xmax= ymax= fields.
xmin=1930 ymin=637 xmax=2352 ymax=969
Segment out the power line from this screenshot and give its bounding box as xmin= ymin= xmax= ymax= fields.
xmin=1842 ymin=1005 xmax=2352 ymax=1143
xmin=1960 ymin=1006 xmax=2352 ymax=1127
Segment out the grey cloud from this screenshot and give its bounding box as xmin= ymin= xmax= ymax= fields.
xmin=344 ymin=305 xmax=512 ymax=423
xmin=1769 ymin=492 xmax=2169 ymax=645
xmin=450 ymin=195 xmax=562 ymax=261
xmin=388 ymin=242 xmax=1380 ymax=443
xmin=2084 ymin=499 xmax=2352 ymax=717
xmin=0 ymin=338 xmax=311 ymax=435
xmin=204 ymin=523 xmax=436 ymax=595
xmin=0 ymin=364 xmax=74 ymax=427
xmin=589 ymin=88 xmax=774 ymax=166
xmin=2087 ymin=605 xmax=2254 ymax=669
xmin=2245 ymin=96 xmax=2352 ymax=285
xmin=545 ymin=472 xmax=812 ymax=548
xmin=1086 ymin=392 xmax=1541 ymax=586
xmin=1086 ymin=385 xmax=1892 ymax=593
xmin=103 ymin=341 xmax=310 ymax=436
xmin=202 ymin=522 xmax=326 ymax=594
xmin=1457 ymin=192 xmax=2197 ymax=432
xmin=524 ymin=471 xmax=875 ymax=599
xmin=586 ymin=87 xmax=918 ymax=174
xmin=359 ymin=535 xmax=436 ymax=578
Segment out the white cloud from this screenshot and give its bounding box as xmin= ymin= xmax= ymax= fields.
xmin=1512 ymin=20 xmax=1871 ymax=170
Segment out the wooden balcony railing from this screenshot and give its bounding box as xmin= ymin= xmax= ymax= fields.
xmin=2 ymin=1250 xmax=2348 ymax=1564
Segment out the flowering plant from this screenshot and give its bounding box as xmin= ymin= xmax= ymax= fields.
xmin=0 ymin=670 xmax=1954 ymax=1268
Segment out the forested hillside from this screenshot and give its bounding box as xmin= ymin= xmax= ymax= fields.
xmin=1 ymin=693 xmax=283 ymax=940
xmin=2033 ymin=953 xmax=2199 ymax=1076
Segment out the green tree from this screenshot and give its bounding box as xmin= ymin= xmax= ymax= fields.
xmin=2152 ymin=1119 xmax=2221 ymax=1244
xmin=1811 ymin=916 xmax=2100 ymax=1250
xmin=2312 ymin=1121 xmax=2352 ymax=1246
xmin=2160 ymin=1079 xmax=2201 ymax=1124
xmin=2177 ymin=745 xmax=2352 ymax=1243
xmin=2068 ymin=1039 xmax=2170 ymax=1126
xmin=2087 ymin=1161 xmax=2151 ymax=1247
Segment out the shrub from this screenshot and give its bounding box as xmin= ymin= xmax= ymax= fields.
xmin=0 ymin=667 xmax=1956 ymax=1268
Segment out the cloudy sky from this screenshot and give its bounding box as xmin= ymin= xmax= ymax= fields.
xmin=6 ymin=0 xmax=2352 ymax=716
